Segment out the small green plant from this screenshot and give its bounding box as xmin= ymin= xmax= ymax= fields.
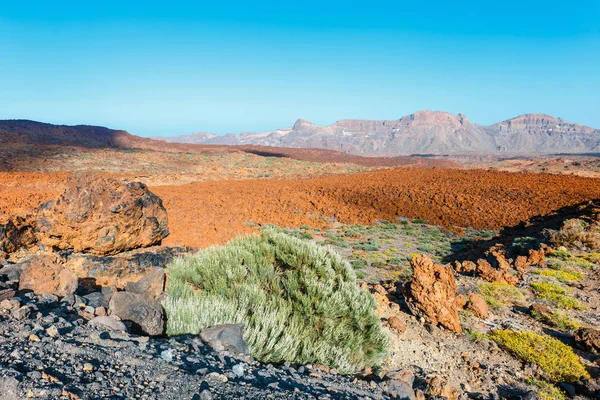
xmin=530 ymin=307 xmax=581 ymax=331
xmin=527 ymin=378 xmax=566 ymax=400
xmin=479 ymin=282 xmax=525 ymax=311
xmin=530 ymin=282 xmax=584 ymax=310
xmin=532 ymin=268 xmax=583 ymax=283
xmin=491 ymin=330 xmax=589 ymax=383
xmin=165 ymin=230 xmax=390 ymax=374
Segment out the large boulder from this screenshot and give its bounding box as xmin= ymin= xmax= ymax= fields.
xmin=406 ymin=255 xmax=461 ymax=332
xmin=19 ymin=255 xmax=78 ymax=296
xmin=36 ymin=174 xmax=169 ymax=255
xmin=109 ymin=292 xmax=164 ymax=336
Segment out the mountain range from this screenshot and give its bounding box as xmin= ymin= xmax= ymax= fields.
xmin=163 ymin=111 xmax=600 ymax=155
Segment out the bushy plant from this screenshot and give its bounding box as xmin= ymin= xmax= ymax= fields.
xmin=530 ymin=282 xmax=584 ymax=310
xmin=479 ymin=282 xmax=525 ymax=311
xmin=491 ymin=330 xmax=589 ymax=383
xmin=164 ymin=229 xmax=390 ymax=374
xmin=548 ymin=218 xmax=600 ymax=251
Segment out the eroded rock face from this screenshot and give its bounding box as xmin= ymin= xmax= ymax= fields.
xmin=575 ymin=327 xmax=600 ymax=354
xmin=65 ymin=246 xmax=183 ymax=289
xmin=109 ymin=292 xmax=164 ymax=336
xmin=36 ymin=174 xmax=169 ymax=255
xmin=406 ymin=255 xmax=461 ymax=332
xmin=0 ymin=216 xmax=36 ymax=256
xmin=19 ymin=255 xmax=78 ymax=297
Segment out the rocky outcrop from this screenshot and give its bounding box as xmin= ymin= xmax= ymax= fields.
xmin=36 ymin=174 xmax=169 ymax=255
xmin=18 ymin=255 xmax=77 ymax=297
xmin=405 ymin=255 xmax=461 ymax=332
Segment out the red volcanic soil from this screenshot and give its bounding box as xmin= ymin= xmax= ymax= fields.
xmin=153 ymin=168 xmax=600 ymax=248
xmin=2 ymin=169 xmax=599 ymax=249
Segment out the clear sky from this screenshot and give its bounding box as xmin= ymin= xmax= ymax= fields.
xmin=1 ymin=1 xmax=599 ymax=137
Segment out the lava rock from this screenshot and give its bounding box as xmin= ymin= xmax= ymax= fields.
xmin=36 ymin=174 xmax=169 ymax=255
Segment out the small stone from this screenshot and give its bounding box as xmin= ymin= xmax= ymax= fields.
xmin=13 ymin=305 xmax=31 ymax=320
xmin=46 ymin=325 xmax=59 ymax=337
xmin=387 ymin=316 xmax=407 ymax=335
xmin=95 ymin=306 xmax=107 ymax=316
xmin=83 ymin=363 xmax=94 ymax=372
xmin=161 ymin=349 xmax=173 ymax=362
xmin=232 ymin=364 xmax=244 ymax=377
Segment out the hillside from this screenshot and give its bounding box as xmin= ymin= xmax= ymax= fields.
xmin=0 ymin=119 xmax=458 ymax=170
xmin=164 ymin=111 xmax=600 ymax=155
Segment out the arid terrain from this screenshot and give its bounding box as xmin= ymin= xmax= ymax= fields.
xmin=1 ymin=120 xmax=600 ymax=399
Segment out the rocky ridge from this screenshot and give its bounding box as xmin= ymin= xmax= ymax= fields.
xmin=165 ymin=111 xmax=600 ymax=155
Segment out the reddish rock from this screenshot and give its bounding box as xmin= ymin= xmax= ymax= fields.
xmin=487 ymin=246 xmax=512 ymax=271
xmin=466 ymin=293 xmax=489 ymax=319
xmin=527 ymin=249 xmax=545 ymax=267
xmin=406 ymin=255 xmax=461 ymax=333
xmin=453 ymin=260 xmax=476 ymax=274
xmin=19 ymin=255 xmax=78 ymax=296
xmin=425 ymin=375 xmax=459 ymax=400
xmin=36 ymin=174 xmax=169 ymax=255
xmin=476 ymin=259 xmax=518 ymax=286
xmin=456 ymin=294 xmax=467 ymax=309
xmin=386 ymin=316 xmax=407 ymax=335
xmin=514 ymin=256 xmax=530 ymax=274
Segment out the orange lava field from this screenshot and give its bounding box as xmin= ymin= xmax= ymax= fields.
xmin=2 ymin=168 xmax=600 ymax=249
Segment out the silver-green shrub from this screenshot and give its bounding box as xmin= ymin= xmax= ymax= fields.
xmin=164 ymin=229 xmax=390 ymax=374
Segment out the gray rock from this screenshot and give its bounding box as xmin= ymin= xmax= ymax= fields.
xmin=0 ymin=376 xmax=21 ymax=400
xmin=200 ymin=324 xmax=250 ymax=355
xmin=84 ymin=292 xmax=108 ymax=308
xmin=109 ymin=292 xmax=164 ymax=336
xmin=232 ymin=363 xmax=244 ymax=377
xmin=161 ymin=349 xmax=173 ymax=362
xmin=12 ymin=305 xmax=31 ymax=320
xmin=88 ymin=316 xmax=127 ymax=331
xmin=385 ymin=380 xmax=416 ymax=400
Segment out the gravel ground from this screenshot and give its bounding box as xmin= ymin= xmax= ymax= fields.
xmin=0 ymin=290 xmax=390 ymax=400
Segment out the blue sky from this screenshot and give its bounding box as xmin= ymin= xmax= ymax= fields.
xmin=1 ymin=1 xmax=598 ymax=137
